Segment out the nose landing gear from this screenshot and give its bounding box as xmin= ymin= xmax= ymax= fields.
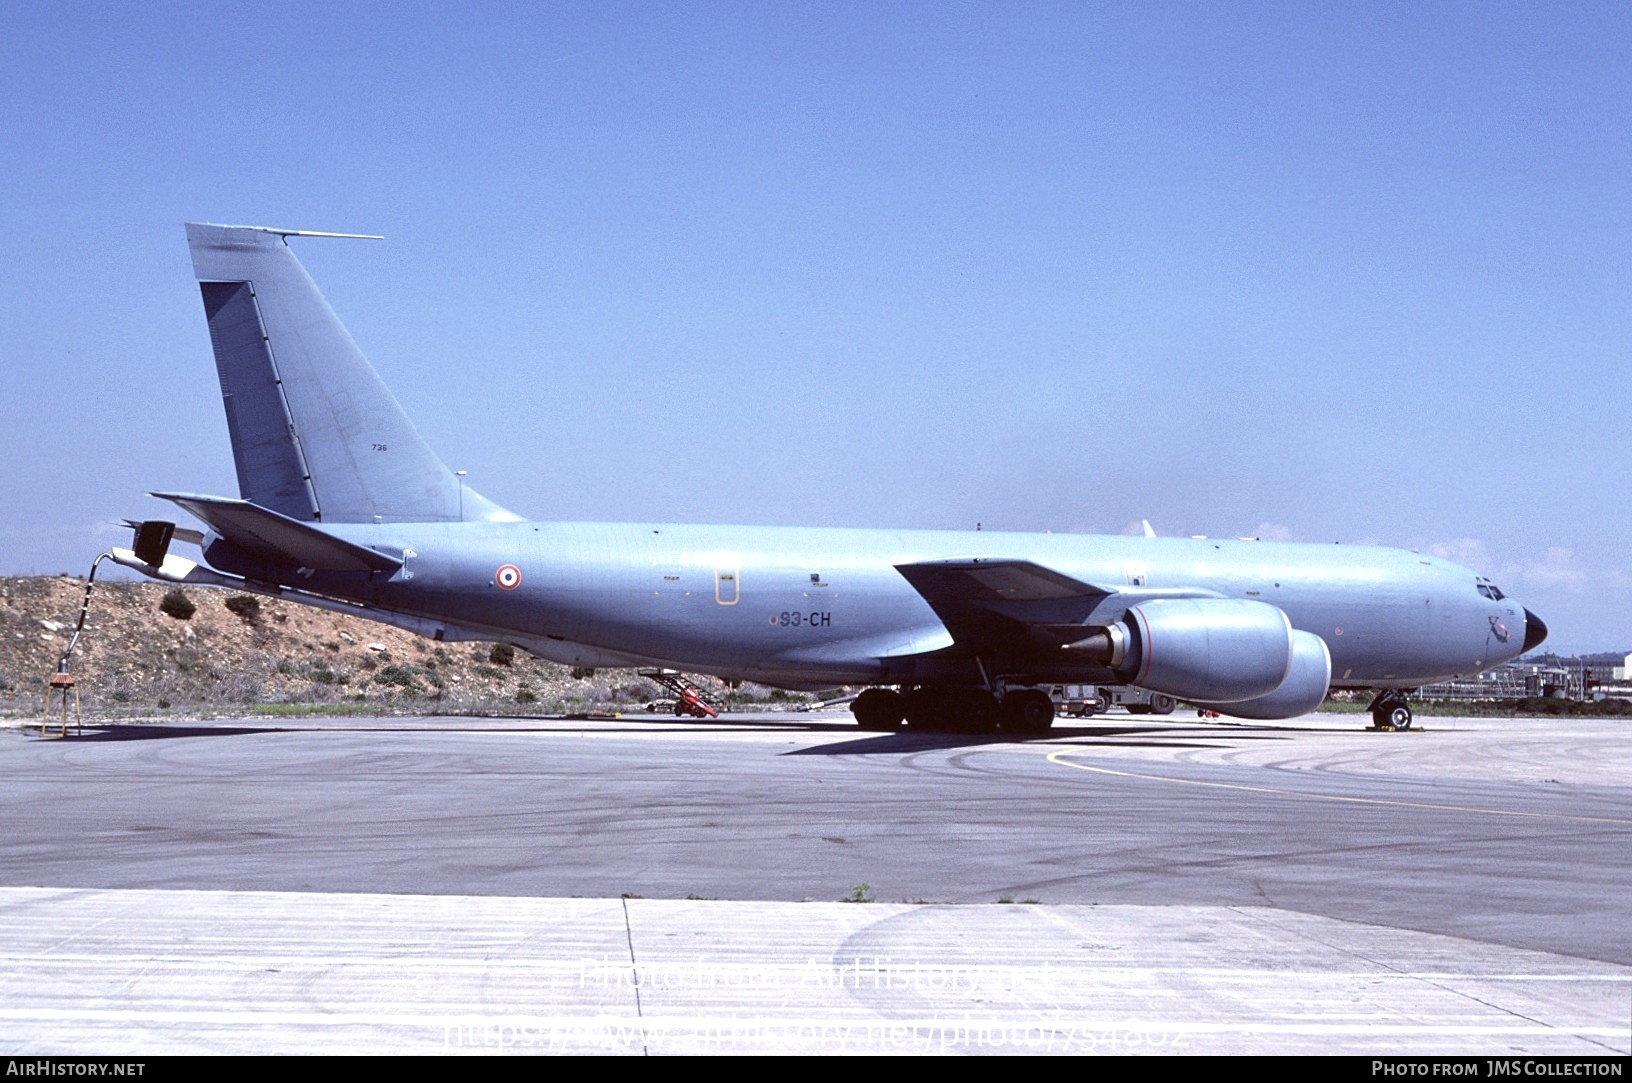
xmin=1368 ymin=691 xmax=1414 ymax=731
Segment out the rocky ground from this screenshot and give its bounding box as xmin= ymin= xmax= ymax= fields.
xmin=1 ymin=576 xmax=811 ymax=720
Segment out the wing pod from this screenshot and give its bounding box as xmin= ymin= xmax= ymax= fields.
xmin=1191 ymin=628 xmax=1332 ymax=720
xmin=1121 ymin=598 xmax=1295 ymax=703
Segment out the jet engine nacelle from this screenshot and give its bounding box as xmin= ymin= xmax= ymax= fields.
xmin=1121 ymin=598 xmax=1294 ymax=703
xmin=1193 ymin=628 xmax=1332 ymax=720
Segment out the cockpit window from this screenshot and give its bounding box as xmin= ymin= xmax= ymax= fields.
xmin=1475 ymin=577 xmax=1506 ymax=601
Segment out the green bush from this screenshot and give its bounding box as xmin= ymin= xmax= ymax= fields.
xmin=373 ymin=665 xmax=416 ymax=689
xmin=159 ymin=589 xmax=195 ymax=620
xmin=224 ymin=594 xmax=261 ymax=621
xmin=489 ymin=643 xmax=515 ymax=667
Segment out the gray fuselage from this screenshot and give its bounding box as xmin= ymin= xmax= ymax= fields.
xmin=252 ymin=520 xmax=1532 ymax=692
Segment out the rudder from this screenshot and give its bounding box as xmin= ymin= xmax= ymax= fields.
xmin=185 ymin=222 xmax=513 ymax=524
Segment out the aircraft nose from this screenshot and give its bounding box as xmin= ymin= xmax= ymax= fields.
xmin=1522 ymin=608 xmax=1548 ymax=652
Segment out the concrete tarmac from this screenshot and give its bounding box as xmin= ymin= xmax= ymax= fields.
xmin=2 ymin=710 xmax=1628 ymax=1055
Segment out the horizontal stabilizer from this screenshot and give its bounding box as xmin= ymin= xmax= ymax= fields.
xmin=123 ymin=520 xmax=205 ymax=548
xmin=152 ymin=492 xmax=403 ymax=573
xmin=110 ymin=546 xmax=494 ymax=646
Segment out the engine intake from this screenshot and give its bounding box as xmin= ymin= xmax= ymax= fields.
xmin=1121 ymin=598 xmax=1294 ymax=703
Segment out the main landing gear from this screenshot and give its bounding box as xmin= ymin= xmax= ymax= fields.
xmin=851 ymin=687 xmax=906 ymax=730
xmin=849 ymin=686 xmax=1056 ymax=735
xmin=1368 ymin=690 xmax=1414 ymax=731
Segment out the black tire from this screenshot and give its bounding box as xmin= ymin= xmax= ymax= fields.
xmin=904 ymin=686 xmax=954 ymax=731
xmin=852 ymin=688 xmax=905 ymax=731
xmin=999 ymin=689 xmax=1056 ymax=734
xmin=1371 ymin=702 xmax=1413 ymax=730
xmin=1149 ymin=694 xmax=1176 ymax=716
xmin=960 ymin=689 xmax=1000 ymax=734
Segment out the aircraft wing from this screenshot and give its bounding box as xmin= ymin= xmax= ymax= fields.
xmin=894 ymin=558 xmax=1223 ymax=653
xmin=151 ymin=492 xmax=404 ymax=573
xmin=893 ymin=559 xmax=1114 ymax=652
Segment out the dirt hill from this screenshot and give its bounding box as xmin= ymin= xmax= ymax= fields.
xmin=1 ymin=576 xmax=806 ymax=719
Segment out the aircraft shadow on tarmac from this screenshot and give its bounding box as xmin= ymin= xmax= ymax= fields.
xmin=484 ymin=710 xmax=1304 ymax=753
xmin=535 ymin=707 xmax=1286 ymax=750
xmin=782 ymin=724 xmax=1289 ymax=755
xmin=37 ymin=715 xmax=1298 ymax=754
xmin=57 ymin=724 xmax=277 ymax=742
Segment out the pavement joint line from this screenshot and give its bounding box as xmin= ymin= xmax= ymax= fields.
xmin=1045 ymin=749 xmax=1632 ymax=825
xmin=0 ymin=1008 xmax=1623 ymax=1038
xmin=4 ymin=954 xmax=1626 ymax=981
xmin=619 ymin=894 xmax=650 ymax=1056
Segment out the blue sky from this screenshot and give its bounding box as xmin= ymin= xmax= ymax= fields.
xmin=1 ymin=2 xmax=1626 ymax=652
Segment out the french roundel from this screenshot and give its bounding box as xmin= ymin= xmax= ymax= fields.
xmin=495 ymin=564 xmax=522 ymax=590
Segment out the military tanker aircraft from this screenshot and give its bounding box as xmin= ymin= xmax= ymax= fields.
xmin=111 ymin=223 xmax=1546 ymax=733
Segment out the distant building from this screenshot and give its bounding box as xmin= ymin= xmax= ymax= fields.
xmin=1421 ymin=652 xmax=1632 ymax=701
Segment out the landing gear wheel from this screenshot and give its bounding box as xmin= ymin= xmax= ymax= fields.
xmin=1369 ymin=694 xmax=1413 ymax=731
xmin=999 ymin=689 xmax=1056 ymax=734
xmin=904 ymin=686 xmax=956 ymax=731
xmin=1149 ymin=694 xmax=1177 ymax=716
xmin=960 ymin=690 xmax=1001 ymax=734
xmin=851 ymin=688 xmax=905 ymax=731
xmin=904 ymin=687 xmax=1000 ymax=733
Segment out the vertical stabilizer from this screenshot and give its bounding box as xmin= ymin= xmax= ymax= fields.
xmin=185 ymin=222 xmax=515 ymax=524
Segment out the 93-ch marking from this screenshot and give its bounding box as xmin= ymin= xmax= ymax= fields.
xmin=770 ymin=611 xmax=832 ymax=627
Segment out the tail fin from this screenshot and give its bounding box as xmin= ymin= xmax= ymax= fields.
xmin=185 ymin=222 xmax=515 ymax=524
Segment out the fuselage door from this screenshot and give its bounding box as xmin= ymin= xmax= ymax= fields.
xmin=715 ymin=565 xmax=740 ymax=606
